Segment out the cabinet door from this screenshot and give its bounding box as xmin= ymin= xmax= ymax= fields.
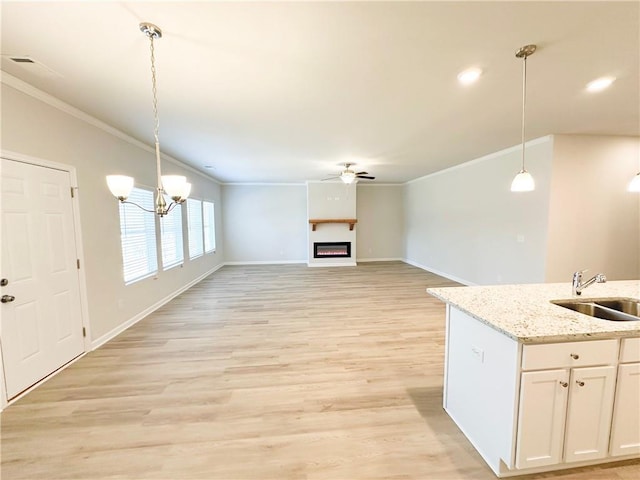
xmin=610 ymin=363 xmax=640 ymax=456
xmin=564 ymin=365 xmax=616 ymax=463
xmin=516 ymin=369 xmax=569 ymax=469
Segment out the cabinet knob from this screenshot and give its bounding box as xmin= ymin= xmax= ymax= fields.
xmin=559 ymin=381 xmax=568 ymax=388
xmin=576 ymin=380 xmax=585 ymax=387
xmin=570 ymin=353 xmax=579 ymax=360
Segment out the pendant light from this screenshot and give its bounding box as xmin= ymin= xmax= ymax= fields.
xmin=629 ymin=172 xmax=640 ymax=192
xmin=511 ymin=44 xmax=537 ymax=192
xmin=106 ymin=23 xmax=190 ymax=217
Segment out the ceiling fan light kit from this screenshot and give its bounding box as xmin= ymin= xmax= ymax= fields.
xmin=322 ymin=163 xmax=376 ymax=184
xmin=511 ymin=44 xmax=536 ymax=193
xmin=106 ymin=22 xmax=190 ymax=217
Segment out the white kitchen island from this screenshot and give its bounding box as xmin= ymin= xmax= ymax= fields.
xmin=427 ymin=280 xmax=640 ymax=477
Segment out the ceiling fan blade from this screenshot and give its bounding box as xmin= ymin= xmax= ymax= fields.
xmin=356 ymin=175 xmax=375 ymax=179
xmin=322 ymin=175 xmax=340 ymax=181
xmin=356 ymin=171 xmax=368 ymax=175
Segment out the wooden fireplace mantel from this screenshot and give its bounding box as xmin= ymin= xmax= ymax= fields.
xmin=308 ymin=219 xmax=357 ymax=231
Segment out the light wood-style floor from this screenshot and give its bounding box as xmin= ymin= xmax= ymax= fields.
xmin=1 ymin=262 xmax=638 ymax=479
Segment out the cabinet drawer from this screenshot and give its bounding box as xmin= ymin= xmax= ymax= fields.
xmin=522 ymin=339 xmax=618 ymax=370
xmin=620 ymin=337 xmax=640 ymax=363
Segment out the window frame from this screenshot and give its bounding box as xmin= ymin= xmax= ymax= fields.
xmin=187 ymin=197 xmax=204 ymax=259
xmin=117 ymin=186 xmax=159 ymax=284
xmin=160 ymin=198 xmax=184 ymax=270
xmin=203 ymin=200 xmax=216 ymax=254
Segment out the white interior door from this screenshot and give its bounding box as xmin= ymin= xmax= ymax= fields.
xmin=1 ymin=158 xmax=85 ymax=399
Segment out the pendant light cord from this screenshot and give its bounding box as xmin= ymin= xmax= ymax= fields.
xmin=149 ymin=33 xmax=162 ymax=189
xmin=520 ymin=54 xmax=527 ymax=172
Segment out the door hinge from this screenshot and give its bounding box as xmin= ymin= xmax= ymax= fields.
xmin=77 ymin=259 xmax=80 ymax=269
xmin=70 ymin=187 xmax=75 ymax=198
xmin=82 ymin=327 xmax=86 ymax=337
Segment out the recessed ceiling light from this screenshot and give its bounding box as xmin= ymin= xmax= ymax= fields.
xmin=457 ymin=67 xmax=482 ymax=85
xmin=586 ymin=76 xmax=615 ymax=92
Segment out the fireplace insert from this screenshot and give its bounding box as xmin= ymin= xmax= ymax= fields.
xmin=313 ymin=242 xmax=351 ymax=258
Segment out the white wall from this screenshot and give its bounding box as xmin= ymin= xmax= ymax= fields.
xmin=545 ymin=135 xmax=640 ymax=281
xmin=404 ymin=137 xmax=554 ymax=285
xmin=307 ymin=181 xmax=357 ymax=265
xmin=1 ymin=77 xmax=224 ymax=341
xmin=221 ymin=184 xmax=307 ymax=263
xmin=356 ymin=184 xmax=404 ymax=261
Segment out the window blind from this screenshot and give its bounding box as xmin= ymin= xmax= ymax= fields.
xmin=187 ymin=198 xmax=204 ymax=259
xmin=119 ymin=187 xmax=158 ymax=283
xmin=203 ymin=201 xmax=216 ymax=253
xmin=161 ymin=199 xmax=184 ymax=269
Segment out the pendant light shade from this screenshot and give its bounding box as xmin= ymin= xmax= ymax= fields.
xmin=511 ymin=44 xmax=537 ymax=193
xmin=511 ymin=170 xmax=535 ymax=192
xmin=105 ymin=23 xmax=190 ymax=217
xmin=629 ymin=172 xmax=640 ymax=192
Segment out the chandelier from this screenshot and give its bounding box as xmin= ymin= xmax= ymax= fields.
xmin=106 ymin=22 xmax=190 ymax=217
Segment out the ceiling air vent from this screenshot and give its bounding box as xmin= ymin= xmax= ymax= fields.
xmin=10 ymin=56 xmax=35 ymax=63
xmin=2 ymin=55 xmax=63 ymax=78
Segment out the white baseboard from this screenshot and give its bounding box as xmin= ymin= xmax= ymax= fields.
xmin=223 ymin=260 xmax=306 ymax=266
xmin=307 ymin=262 xmax=358 ymax=267
xmin=403 ymin=258 xmax=475 ymax=286
xmin=90 ymin=263 xmax=225 ymax=350
xmin=356 ymin=257 xmax=403 ymax=263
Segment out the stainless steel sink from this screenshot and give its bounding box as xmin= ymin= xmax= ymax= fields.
xmin=593 ymin=299 xmax=640 ymax=317
xmin=552 ymin=298 xmax=640 ymax=322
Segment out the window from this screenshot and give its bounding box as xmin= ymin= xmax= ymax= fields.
xmin=187 ymin=198 xmax=203 ymax=259
xmin=118 ymin=187 xmax=158 ymax=283
xmin=203 ymin=201 xmax=216 ymax=253
xmin=160 ymin=199 xmax=183 ymax=270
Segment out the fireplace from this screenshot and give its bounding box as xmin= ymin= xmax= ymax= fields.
xmin=314 ymin=242 xmax=351 ymax=258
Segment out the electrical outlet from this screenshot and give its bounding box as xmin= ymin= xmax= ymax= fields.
xmin=471 ymin=345 xmax=484 ymax=363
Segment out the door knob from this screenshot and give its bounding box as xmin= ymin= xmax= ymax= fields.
xmin=1 ymin=295 xmax=15 ymax=303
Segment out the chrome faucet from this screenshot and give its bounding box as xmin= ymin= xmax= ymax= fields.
xmin=572 ymin=270 xmax=607 ymax=296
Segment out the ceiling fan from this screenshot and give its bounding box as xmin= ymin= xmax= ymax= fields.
xmin=322 ymin=163 xmax=375 ymax=184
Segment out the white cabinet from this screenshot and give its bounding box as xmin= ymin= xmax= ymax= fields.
xmin=610 ymin=363 xmax=640 ymax=456
xmin=516 ymin=369 xmax=569 ymax=469
xmin=443 ymin=306 xmax=640 ymax=477
xmin=564 ymin=365 xmax=616 ymax=462
xmin=515 ymin=342 xmax=618 ymax=469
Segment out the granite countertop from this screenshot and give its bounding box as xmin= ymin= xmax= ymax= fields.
xmin=427 ymin=280 xmax=640 ymax=343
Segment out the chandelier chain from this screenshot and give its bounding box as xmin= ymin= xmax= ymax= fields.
xmin=149 ymin=34 xmax=160 ymax=145
xmin=147 ymin=32 xmax=163 ymax=192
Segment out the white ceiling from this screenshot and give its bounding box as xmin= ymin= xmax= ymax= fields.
xmin=1 ymin=1 xmax=638 ymax=184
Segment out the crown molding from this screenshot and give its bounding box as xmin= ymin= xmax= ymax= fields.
xmin=0 ymin=70 xmax=221 ymax=185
